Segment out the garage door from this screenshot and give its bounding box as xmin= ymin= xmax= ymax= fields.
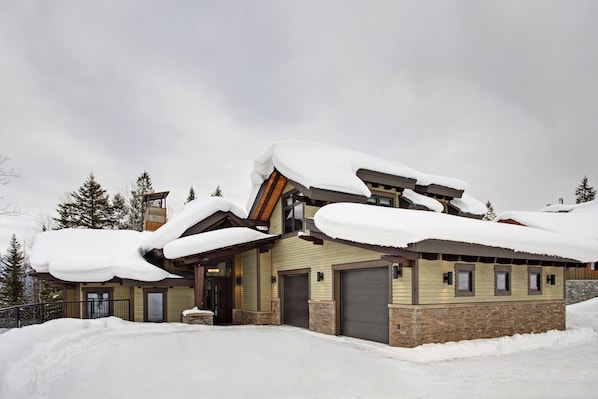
xmin=283 ymin=274 xmax=309 ymax=328
xmin=341 ymin=267 xmax=389 ymax=343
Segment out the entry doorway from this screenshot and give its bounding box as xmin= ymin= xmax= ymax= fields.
xmin=144 ymin=288 xmax=167 ymax=322
xmin=204 ymin=261 xmax=233 ymax=324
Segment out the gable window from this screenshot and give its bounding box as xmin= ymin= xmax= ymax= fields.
xmin=494 ymin=266 xmax=511 ymax=296
xmin=283 ymin=193 xmax=303 ymax=235
xmin=528 ymin=267 xmax=542 ymax=295
xmin=455 ymin=263 xmax=475 ymax=297
xmin=367 ymin=194 xmax=394 ymax=207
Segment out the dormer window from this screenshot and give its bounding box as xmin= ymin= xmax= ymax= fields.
xmin=283 ymin=193 xmax=303 ymax=235
xmin=367 ymin=195 xmax=394 ymax=207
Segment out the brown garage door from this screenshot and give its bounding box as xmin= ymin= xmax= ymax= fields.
xmin=341 ymin=267 xmax=389 ymax=343
xmin=283 ymin=274 xmax=309 ymax=328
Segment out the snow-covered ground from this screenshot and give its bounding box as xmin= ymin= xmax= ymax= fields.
xmin=1 ymin=300 xmax=598 ymax=399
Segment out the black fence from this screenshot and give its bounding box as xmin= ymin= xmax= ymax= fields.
xmin=0 ymin=299 xmax=131 ymax=329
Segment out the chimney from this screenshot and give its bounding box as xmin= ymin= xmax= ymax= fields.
xmin=143 ymin=191 xmax=169 ymax=231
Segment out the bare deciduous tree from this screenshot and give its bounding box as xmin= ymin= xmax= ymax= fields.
xmin=0 ymin=155 xmax=21 ymax=215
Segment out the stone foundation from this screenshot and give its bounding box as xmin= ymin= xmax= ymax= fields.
xmin=389 ymin=300 xmax=565 ymax=347
xmin=308 ymin=300 xmax=335 ymax=335
xmin=232 ymin=309 xmax=273 ymax=325
xmin=566 ymin=280 xmax=598 ymax=304
xmin=181 ymin=310 xmax=214 ymax=325
xmin=271 ymin=299 xmax=281 ymax=326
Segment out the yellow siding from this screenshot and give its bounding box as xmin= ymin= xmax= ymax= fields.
xmin=392 ymin=267 xmax=412 ymax=305
xmin=241 ymin=249 xmax=258 ymax=311
xmin=167 ymin=287 xmax=195 ymax=322
xmin=260 ymin=251 xmax=272 ymax=311
xmin=418 ymin=260 xmax=566 ymax=305
xmin=133 ymin=287 xmax=144 ymax=322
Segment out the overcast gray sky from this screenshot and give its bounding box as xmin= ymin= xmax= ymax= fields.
xmin=1 ymin=0 xmax=597 ymax=252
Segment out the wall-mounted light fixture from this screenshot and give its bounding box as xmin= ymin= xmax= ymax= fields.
xmin=546 ymin=274 xmax=556 ymax=285
xmin=271 ymin=275 xmax=277 ymax=284
xmin=317 ymin=272 xmax=324 ymax=282
xmin=236 ymin=277 xmax=242 ymax=285
xmin=392 ymin=264 xmax=402 ymax=279
xmin=443 ymin=271 xmax=453 ymax=285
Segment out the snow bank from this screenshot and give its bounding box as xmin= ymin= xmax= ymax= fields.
xmin=30 ymin=229 xmax=178 ymax=282
xmin=314 ymin=203 xmax=598 ymax=262
xmin=249 ymin=141 xmax=467 ymax=209
xmin=450 ymin=193 xmax=487 ymax=216
xmin=402 ymin=189 xmax=444 ymax=212
xmin=163 ymin=227 xmax=275 ymax=259
xmin=182 ymin=307 xmax=214 ymax=316
xmin=140 ymin=197 xmax=247 ymax=252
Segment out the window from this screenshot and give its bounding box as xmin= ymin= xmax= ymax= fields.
xmin=528 ymin=267 xmax=542 ymax=295
xmin=495 ymin=266 xmax=511 ymax=296
xmin=590 ymin=262 xmax=598 ymax=273
xmin=367 ymin=194 xmax=394 ymax=207
xmin=283 ymin=193 xmax=303 ymax=235
xmin=455 ymin=263 xmax=475 ymax=297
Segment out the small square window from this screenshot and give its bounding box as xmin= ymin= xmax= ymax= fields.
xmin=455 ymin=263 xmax=475 ymax=297
xmin=528 ymin=267 xmax=542 ymax=295
xmin=495 ymin=266 xmax=511 ymax=296
xmin=366 ymin=194 xmax=394 ymax=207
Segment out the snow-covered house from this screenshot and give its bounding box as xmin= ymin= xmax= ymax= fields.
xmin=30 ymin=141 xmax=598 ymax=347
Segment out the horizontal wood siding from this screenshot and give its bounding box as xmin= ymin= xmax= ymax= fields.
xmin=167 ymin=287 xmax=194 ymax=322
xmin=241 ymin=249 xmax=258 ymax=311
xmin=392 ymin=267 xmax=412 ymax=305
xmin=418 ymin=259 xmax=565 ymax=304
xmin=134 ymin=287 xmax=144 ymax=322
xmin=260 ymin=251 xmax=272 ymax=312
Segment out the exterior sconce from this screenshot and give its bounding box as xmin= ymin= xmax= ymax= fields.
xmin=271 ymin=275 xmax=277 ymax=284
xmin=317 ymin=272 xmax=324 ymax=282
xmin=443 ymin=271 xmax=453 ymax=285
xmin=546 ymin=274 xmax=556 ymax=285
xmin=236 ymin=277 xmax=242 ymax=285
xmin=392 ymin=264 xmax=402 ymax=279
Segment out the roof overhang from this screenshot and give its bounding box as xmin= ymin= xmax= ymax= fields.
xmin=356 ymin=169 xmax=417 ymax=191
xmin=415 ymin=184 xmax=464 ymax=199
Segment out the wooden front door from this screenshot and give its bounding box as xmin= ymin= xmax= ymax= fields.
xmin=205 ymin=277 xmax=232 ymax=324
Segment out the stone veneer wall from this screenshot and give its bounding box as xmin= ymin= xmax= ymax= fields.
xmin=566 ymin=280 xmax=598 ymax=304
xmin=308 ymin=300 xmax=335 ymax=335
xmin=389 ymin=300 xmax=565 ymax=348
xmin=271 ymin=299 xmax=281 ymax=326
xmin=232 ymin=309 xmax=273 ymax=325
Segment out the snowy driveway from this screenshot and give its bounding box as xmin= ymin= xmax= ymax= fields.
xmin=1 ymin=299 xmax=598 ymax=399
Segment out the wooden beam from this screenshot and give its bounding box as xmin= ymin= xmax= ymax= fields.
xmin=195 ymin=266 xmax=205 ymax=309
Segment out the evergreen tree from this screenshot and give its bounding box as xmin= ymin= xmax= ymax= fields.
xmin=111 ymin=193 xmax=130 ymax=229
xmin=0 ymin=234 xmax=26 ymax=306
xmin=128 ymin=171 xmax=154 ymax=231
xmin=54 ymin=173 xmax=115 ymax=229
xmin=211 ymin=185 xmax=223 ymax=197
xmin=575 ymin=176 xmax=596 ymax=204
xmin=483 ymin=200 xmax=497 ymax=221
xmin=186 ymin=186 xmax=196 ymax=204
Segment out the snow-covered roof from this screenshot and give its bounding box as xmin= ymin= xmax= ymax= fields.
xmin=314 ymin=203 xmax=598 ymax=262
xmin=402 ymin=189 xmax=444 ymax=212
xmin=449 ymin=194 xmax=487 ymax=217
xmin=30 ymin=229 xmax=181 ymax=283
xmin=140 ymin=197 xmax=247 ymax=252
xmin=163 ymin=227 xmax=276 ymax=259
xmin=498 ymin=199 xmax=598 ymax=241
xmin=249 ymin=141 xmax=467 ymax=209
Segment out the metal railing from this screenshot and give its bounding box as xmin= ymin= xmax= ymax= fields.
xmin=0 ymin=299 xmax=131 ymax=329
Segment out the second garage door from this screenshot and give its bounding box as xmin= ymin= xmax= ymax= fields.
xmin=341 ymin=267 xmax=389 ymax=343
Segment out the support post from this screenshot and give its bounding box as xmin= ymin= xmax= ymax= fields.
xmin=195 ymin=265 xmax=205 ymax=309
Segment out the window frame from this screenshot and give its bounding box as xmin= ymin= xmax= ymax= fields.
xmin=528 ymin=267 xmax=542 ymax=295
xmin=82 ymin=287 xmax=114 ymax=319
xmin=282 ymin=192 xmax=304 ymax=236
xmin=455 ymin=263 xmax=475 ymax=297
xmin=494 ymin=265 xmax=512 ymax=296
xmin=366 ymin=194 xmax=395 ymax=207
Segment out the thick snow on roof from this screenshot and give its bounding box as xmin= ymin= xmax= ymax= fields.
xmin=314 ymin=203 xmax=598 ymax=262
xmin=141 ymin=197 xmax=247 ymax=252
xmin=402 ymin=189 xmax=444 ymax=212
xmin=499 ymin=199 xmax=598 ymax=241
xmin=249 ymin=141 xmax=467 ymax=209
xmin=450 ymin=194 xmax=487 ymax=216
xmin=30 ymin=229 xmax=179 ymax=282
xmin=163 ymin=227 xmax=275 ymax=259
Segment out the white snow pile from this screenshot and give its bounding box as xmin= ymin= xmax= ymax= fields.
xmin=181 ymin=307 xmax=214 ymax=316
xmin=249 ymin=141 xmax=468 ymax=208
xmin=163 ymin=227 xmax=275 ymax=259
xmin=140 ymin=196 xmax=247 ymax=252
xmin=315 ymin=203 xmax=598 ymax=262
xmin=1 ymin=299 xmax=598 ymax=398
xmin=450 ymin=193 xmax=487 ymax=216
xmin=402 ymin=189 xmax=444 ymax=212
xmin=29 ymin=229 xmax=178 ymax=282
